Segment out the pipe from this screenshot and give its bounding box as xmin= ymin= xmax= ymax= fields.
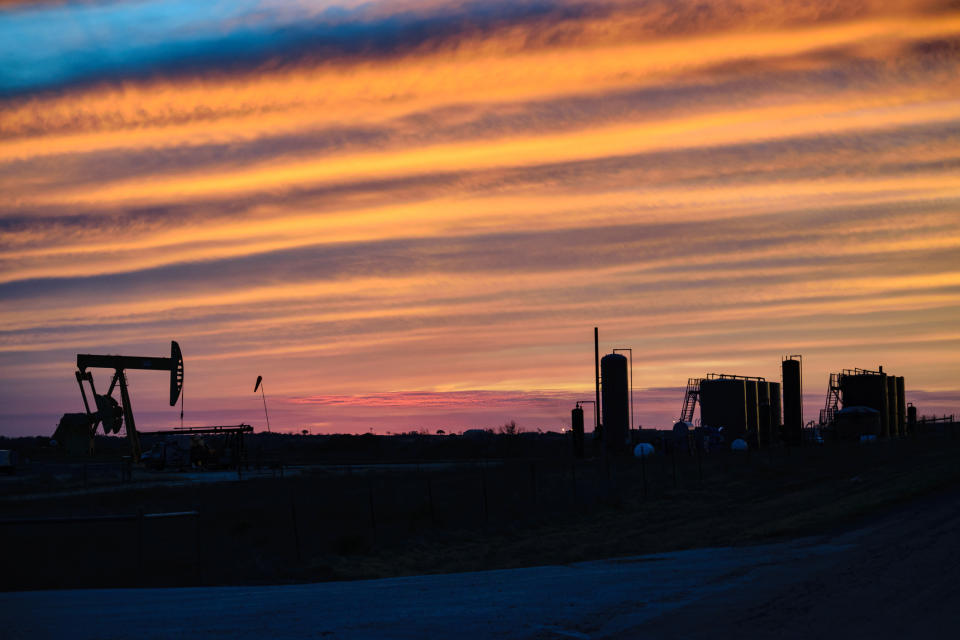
xmin=594 ymin=327 xmax=601 ymax=436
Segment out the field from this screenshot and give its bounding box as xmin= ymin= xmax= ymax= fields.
xmin=2 ymin=426 xmax=959 ymax=591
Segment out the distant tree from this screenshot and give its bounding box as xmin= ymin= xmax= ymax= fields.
xmin=436 ymin=429 xmax=446 ymax=435
xmin=498 ymin=420 xmax=523 ymax=436
xmin=301 ymin=429 xmax=309 ymax=436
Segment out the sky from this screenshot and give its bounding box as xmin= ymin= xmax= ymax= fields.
xmin=1 ymin=0 xmax=959 ymax=436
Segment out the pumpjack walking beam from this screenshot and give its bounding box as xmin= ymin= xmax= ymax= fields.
xmin=75 ymin=341 xmax=184 ymax=460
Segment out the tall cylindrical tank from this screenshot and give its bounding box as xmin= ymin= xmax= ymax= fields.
xmin=896 ymin=377 xmax=906 ymax=436
xmin=769 ymin=381 xmax=782 ymax=440
xmin=699 ymin=378 xmax=747 ymax=439
xmin=782 ymin=358 xmax=802 ymax=446
xmin=571 ymin=406 xmax=585 ymax=459
xmin=745 ymin=379 xmax=760 ymax=442
xmin=886 ymin=376 xmax=898 ymax=437
xmin=601 ymin=353 xmax=629 ymax=453
xmin=907 ymin=403 xmax=917 ymax=431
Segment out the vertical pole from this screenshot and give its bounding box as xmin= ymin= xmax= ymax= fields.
xmin=594 ymin=327 xmax=601 ymax=440
xmin=570 ymin=461 xmax=577 ymax=506
xmin=260 ymin=385 xmax=271 ymax=433
xmin=290 ymin=498 xmax=302 ymax=563
xmin=195 ymin=511 xmax=203 ymax=585
xmin=640 ymin=446 xmax=648 ymax=499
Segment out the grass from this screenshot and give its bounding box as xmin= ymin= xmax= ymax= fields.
xmin=3 ymin=429 xmax=960 ymax=590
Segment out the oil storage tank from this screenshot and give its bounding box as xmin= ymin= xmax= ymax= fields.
xmin=744 ymin=379 xmax=758 ymax=428
xmin=571 ymin=405 xmax=585 ymax=459
xmin=839 ymin=370 xmax=889 ymax=438
xmin=782 ymin=358 xmax=802 ymax=446
xmin=758 ymin=381 xmax=771 ymax=447
xmin=886 ymin=376 xmax=898 ymax=437
xmin=699 ymin=377 xmax=747 ymax=439
xmin=769 ymin=381 xmax=782 ymax=441
xmin=896 ymin=377 xmax=906 ymax=435
xmin=601 ymin=353 xmax=629 ymax=453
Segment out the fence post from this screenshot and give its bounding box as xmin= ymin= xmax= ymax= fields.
xmin=367 ymin=478 xmax=377 ymax=532
xmin=640 ymin=447 xmax=648 ymax=499
xmin=570 ymin=461 xmax=577 ymax=505
xmin=480 ymin=464 xmax=489 ymax=524
xmin=290 ymin=498 xmax=302 ymax=563
xmin=195 ymin=510 xmax=203 ymax=585
xmin=136 ymin=508 xmax=144 ymax=581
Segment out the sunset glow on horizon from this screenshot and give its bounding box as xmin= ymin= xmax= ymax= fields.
xmin=2 ymin=0 xmax=959 ymax=436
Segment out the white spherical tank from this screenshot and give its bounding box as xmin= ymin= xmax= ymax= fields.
xmin=633 ymin=442 xmax=654 ymax=458
xmin=731 ymin=438 xmax=748 ymax=451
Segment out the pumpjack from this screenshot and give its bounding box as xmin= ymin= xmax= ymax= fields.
xmin=53 ymin=341 xmax=184 ymax=458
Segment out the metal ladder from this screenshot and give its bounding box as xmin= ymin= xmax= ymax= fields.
xmin=680 ymin=377 xmax=700 ymax=423
xmin=820 ymin=372 xmax=841 ymax=426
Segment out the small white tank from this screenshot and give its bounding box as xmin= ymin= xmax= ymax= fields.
xmin=633 ymin=442 xmax=654 ymax=458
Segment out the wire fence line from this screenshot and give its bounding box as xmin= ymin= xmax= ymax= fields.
xmin=3 ymin=424 xmax=958 ymax=590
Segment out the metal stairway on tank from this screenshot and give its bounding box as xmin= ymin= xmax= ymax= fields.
xmin=680 ymin=377 xmax=700 ymax=423
xmin=820 ymin=372 xmax=841 ymax=426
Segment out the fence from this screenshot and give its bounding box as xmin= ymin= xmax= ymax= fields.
xmin=3 ymin=424 xmax=959 ymax=590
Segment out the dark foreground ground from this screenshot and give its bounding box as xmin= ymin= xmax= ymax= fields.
xmin=627 ymin=483 xmax=960 ymax=640
xmin=3 ymin=428 xmax=960 ymax=590
xmin=3 ymin=482 xmax=958 ymax=639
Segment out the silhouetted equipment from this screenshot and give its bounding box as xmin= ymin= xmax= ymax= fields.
xmin=594 ymin=327 xmax=601 ymax=438
xmin=57 ymin=341 xmax=184 ymax=459
xmin=838 ymin=367 xmax=898 ymax=438
xmin=907 ymin=403 xmax=917 ymax=430
xmin=52 ymin=413 xmax=95 ymax=456
xmin=834 ymin=406 xmax=881 ymax=440
xmin=571 ymin=405 xmax=585 ymax=459
xmin=769 ymin=382 xmax=782 ymax=434
xmin=896 ymin=377 xmax=906 ymax=435
xmin=886 ymin=376 xmax=898 ymax=437
xmin=680 ymin=378 xmax=700 ymax=423
xmin=745 ymin=379 xmax=759 ymax=438
xmin=700 ymin=375 xmax=748 ymax=440
xmin=758 ymin=381 xmax=771 ymax=447
xmin=820 ymin=371 xmax=841 ymax=426
xmin=671 ymin=420 xmax=692 ymax=454
xmin=601 ymin=352 xmax=629 ymax=453
xmin=147 ymin=425 xmax=252 ymax=469
xmin=782 ymin=356 xmax=803 ymax=446
xmin=613 ymin=347 xmax=634 ymax=435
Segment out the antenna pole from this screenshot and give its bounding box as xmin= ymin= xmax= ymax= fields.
xmin=260 ymin=384 xmax=272 ymax=433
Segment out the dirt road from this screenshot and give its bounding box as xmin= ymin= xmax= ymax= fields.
xmin=627 ymin=485 xmax=960 ymax=639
